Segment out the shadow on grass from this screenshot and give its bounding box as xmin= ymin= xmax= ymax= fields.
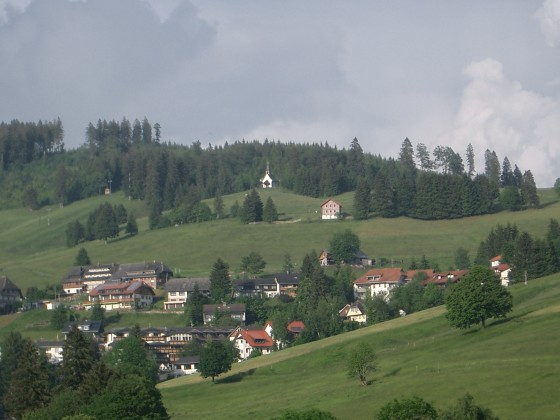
xmin=539 ymin=199 xmax=559 ymax=208
xmin=107 ymin=234 xmax=135 ymax=245
xmin=216 ymin=368 xmax=256 ymax=384
xmin=382 ymin=367 xmax=402 ymax=378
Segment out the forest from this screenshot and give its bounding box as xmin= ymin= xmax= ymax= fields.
xmin=0 ymin=118 xmax=542 ymax=223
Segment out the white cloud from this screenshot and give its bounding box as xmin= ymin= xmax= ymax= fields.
xmin=445 ymin=58 xmax=560 ymax=187
xmin=536 ymin=0 xmax=560 ymax=47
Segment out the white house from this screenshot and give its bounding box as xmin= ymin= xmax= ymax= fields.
xmin=490 ymin=255 xmax=512 ymax=286
xmin=229 ymin=326 xmax=275 ymax=360
xmin=339 ymin=301 xmax=367 ymax=324
xmin=321 ymin=198 xmax=341 ymax=220
xmin=353 ymin=268 xmax=406 ymax=300
xmin=164 ymin=278 xmax=210 ymax=310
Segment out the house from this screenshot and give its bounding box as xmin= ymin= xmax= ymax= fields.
xmin=490 ymin=255 xmax=512 ymax=286
xmin=232 ymin=278 xmax=277 ymax=298
xmin=321 ymin=198 xmax=342 ymax=220
xmin=61 ymin=261 xmax=173 ymax=295
xmin=86 ymin=280 xmax=155 ymax=311
xmin=339 ymin=301 xmax=367 ymax=324
xmin=164 ymin=277 xmax=210 ymax=310
xmin=0 ymin=276 xmax=23 ymax=312
xmin=62 ymin=264 xmax=118 ymax=294
xmin=260 ymin=162 xmax=278 ymax=188
xmin=62 ymin=320 xmax=104 ymax=342
xmin=111 ymin=261 xmax=173 ymax=289
xmin=422 ymin=270 xmax=469 ymax=288
xmin=232 ymin=273 xmax=299 ymax=298
xmin=353 ymin=268 xmax=406 ymax=300
xmin=203 ymin=304 xmax=246 ymax=325
xmin=36 ymin=340 xmax=65 ymax=364
xmin=287 ymin=320 xmax=305 ymax=337
xmin=173 ymin=356 xmax=200 ymax=375
xmin=229 ymin=326 xmax=275 ymax=360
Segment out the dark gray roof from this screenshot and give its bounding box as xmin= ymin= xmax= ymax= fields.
xmin=274 ymin=273 xmax=299 ymax=285
xmin=62 ymin=320 xmax=103 ymax=334
xmin=175 ymin=355 xmax=200 ymax=365
xmin=0 ymin=276 xmax=23 ymax=298
xmin=165 ymin=278 xmax=210 ymax=292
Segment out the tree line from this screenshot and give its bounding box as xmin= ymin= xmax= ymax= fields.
xmin=1 ymin=118 xmax=548 ymax=225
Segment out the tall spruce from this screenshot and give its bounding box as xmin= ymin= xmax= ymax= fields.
xmin=466 ymin=143 xmax=475 ymax=178
xmin=59 ymin=324 xmax=100 ymax=390
xmin=353 ymin=177 xmax=371 ymax=220
xmin=209 ymin=258 xmax=231 ymax=303
xmin=263 ymin=196 xmax=278 ymax=223
xmin=520 ymin=170 xmax=539 ymax=208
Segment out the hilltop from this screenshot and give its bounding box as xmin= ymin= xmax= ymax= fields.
xmin=158 ymin=272 xmax=560 ymax=419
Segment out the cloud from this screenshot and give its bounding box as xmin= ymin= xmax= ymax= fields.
xmin=445 ymin=58 xmax=560 ymax=187
xmin=536 ymin=0 xmax=560 ymax=47
xmin=0 ymin=0 xmax=216 ymax=144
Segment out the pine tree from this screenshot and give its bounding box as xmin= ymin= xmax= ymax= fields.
xmin=416 ymin=143 xmax=433 ymax=171
xmin=3 ymin=340 xmax=51 ymax=419
xmin=59 ymin=324 xmax=99 ymax=390
xmin=214 ymin=191 xmax=225 ymax=219
xmin=75 ymin=247 xmax=91 ymax=266
xmin=95 ymin=202 xmax=119 ymax=242
xmin=353 ymin=177 xmax=371 ymax=220
xmin=263 ymin=196 xmax=278 ymax=223
xmin=209 ymin=258 xmax=231 ymax=303
xmin=398 ymin=137 xmax=416 ymax=171
xmin=186 ymin=283 xmax=207 ymax=326
xmin=125 ymin=211 xmax=138 ymax=235
xmin=520 ymin=170 xmax=539 ymax=208
xmin=466 ymin=143 xmax=475 ymax=178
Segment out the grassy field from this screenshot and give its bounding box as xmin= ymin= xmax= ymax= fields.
xmin=0 ymin=188 xmax=558 ymax=293
xmin=159 ymin=273 xmax=560 ymax=419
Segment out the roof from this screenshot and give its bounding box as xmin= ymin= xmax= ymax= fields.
xmin=406 ymin=269 xmax=435 ymax=281
xmin=203 ymin=303 xmax=246 ymax=315
xmin=339 ymin=301 xmax=365 ymax=317
xmin=175 ymin=355 xmax=200 ymax=365
xmin=353 ymin=268 xmax=406 ymax=285
xmin=320 ymin=198 xmax=341 ymax=207
xmin=113 ymin=261 xmax=173 ymax=280
xmin=422 ymin=270 xmax=469 ymax=286
xmin=165 ymin=277 xmax=210 ymax=292
xmin=90 ymin=281 xmax=155 ymax=297
xmin=0 ymin=276 xmax=23 ymax=298
xmin=287 ymin=320 xmax=305 ymax=333
xmin=490 ymin=255 xmax=502 ymax=262
xmin=273 ymin=273 xmax=299 ymax=285
xmin=495 ymin=263 xmax=511 ymax=272
xmin=235 ymin=329 xmax=274 ymax=348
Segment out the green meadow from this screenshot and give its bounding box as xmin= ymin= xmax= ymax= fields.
xmin=1 ymin=188 xmax=558 ymax=293
xmin=159 ymin=273 xmax=560 ymax=419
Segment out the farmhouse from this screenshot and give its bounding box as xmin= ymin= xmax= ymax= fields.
xmin=86 ymin=280 xmax=155 ymax=311
xmin=0 ymin=276 xmax=23 ymax=312
xmin=232 ymin=273 xmax=299 ymax=298
xmin=164 ymin=277 xmax=210 ymax=310
xmin=353 ymin=268 xmax=406 ymax=300
xmin=321 ymin=198 xmax=341 ymax=220
xmin=319 ymin=249 xmax=373 ymax=266
xmin=422 ymin=270 xmax=469 ymax=288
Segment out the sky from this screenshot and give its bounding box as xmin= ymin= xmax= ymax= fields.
xmin=1 ymin=0 xmax=559 ymax=187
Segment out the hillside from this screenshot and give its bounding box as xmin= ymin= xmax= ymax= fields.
xmin=1 ymin=188 xmax=559 ymax=293
xmin=158 ymin=273 xmax=560 ymax=419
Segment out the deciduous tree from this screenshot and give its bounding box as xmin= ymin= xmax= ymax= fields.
xmin=198 ymin=340 xmax=237 ymax=382
xmin=346 ymin=341 xmax=377 ymax=386
xmin=445 ymin=266 xmax=512 ymax=329
xmin=329 ymin=229 xmax=360 ymax=264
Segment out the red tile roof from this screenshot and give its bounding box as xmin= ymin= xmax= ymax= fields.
xmin=287 ymin=321 xmax=305 ymax=333
xmin=490 ymin=255 xmax=502 ymax=262
xmin=237 ymin=329 xmax=274 ymax=348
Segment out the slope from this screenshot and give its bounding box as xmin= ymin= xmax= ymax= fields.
xmin=159 ymin=273 xmax=560 ymax=419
